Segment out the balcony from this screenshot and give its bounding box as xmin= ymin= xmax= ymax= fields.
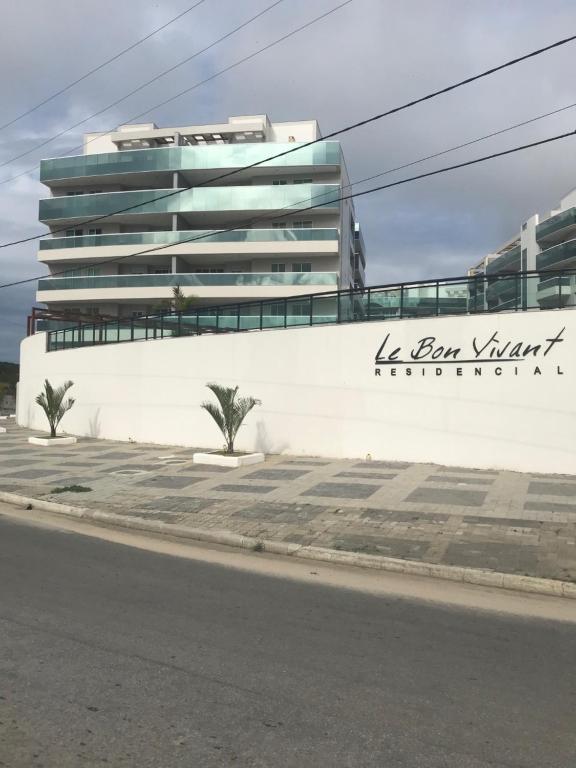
xmin=536 ymin=239 xmax=576 ymax=270
xmin=40 ymin=142 xmax=342 ymax=183
xmin=36 ymin=271 xmax=339 ymax=303
xmin=39 ymin=184 xmax=340 ymax=224
xmin=485 ymin=275 xmax=520 ymax=307
xmin=537 ymin=275 xmax=573 ymax=306
xmin=485 ymin=245 xmax=521 ymax=274
xmin=39 ymin=227 xmax=340 ymax=251
xmin=536 ymin=207 xmax=576 ymax=245
xmin=38 ymin=272 xmax=338 ymax=290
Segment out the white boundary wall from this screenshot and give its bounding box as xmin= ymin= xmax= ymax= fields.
xmin=17 ymin=310 xmax=576 ymax=474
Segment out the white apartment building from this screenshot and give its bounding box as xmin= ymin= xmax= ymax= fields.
xmin=36 ymin=114 xmax=366 ymax=319
xmin=470 ymin=187 xmax=576 ymax=311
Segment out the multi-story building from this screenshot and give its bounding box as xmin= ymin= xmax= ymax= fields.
xmin=36 ymin=114 xmax=365 ymax=321
xmin=469 ymin=187 xmax=576 ymax=311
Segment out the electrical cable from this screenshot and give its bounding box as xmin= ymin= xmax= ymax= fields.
xmin=0 ymin=127 xmax=572 ymax=291
xmin=0 ymin=0 xmax=208 ymax=132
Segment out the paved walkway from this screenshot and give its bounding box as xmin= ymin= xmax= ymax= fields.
xmin=1 ymin=420 xmax=575 ymax=582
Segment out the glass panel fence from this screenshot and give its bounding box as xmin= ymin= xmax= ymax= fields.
xmin=436 ymin=281 xmax=470 ymax=315
xmin=39 ymin=185 xmax=340 ymax=222
xmin=43 ymin=270 xmax=576 ymax=352
xmin=286 ymin=296 xmax=311 ymax=326
xmin=368 ymin=288 xmax=401 ymax=320
xmin=39 ymin=228 xmax=340 ymax=250
xmin=311 ymin=295 xmax=338 ymax=325
xmin=40 ymin=142 xmax=342 ymax=182
xmin=261 ymin=301 xmax=286 ymax=329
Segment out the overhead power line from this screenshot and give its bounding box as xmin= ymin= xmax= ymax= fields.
xmin=0 ymin=30 xmax=573 ymax=251
xmin=0 ymin=0 xmax=288 ymax=171
xmin=0 ymin=128 xmax=573 ymax=292
xmin=0 ymin=0 xmax=208 ymax=133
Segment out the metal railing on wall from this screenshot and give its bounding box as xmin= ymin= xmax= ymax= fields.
xmin=42 ymin=268 xmax=576 ymax=352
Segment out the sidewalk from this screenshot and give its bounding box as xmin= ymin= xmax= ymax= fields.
xmin=1 ymin=420 xmax=575 ymax=589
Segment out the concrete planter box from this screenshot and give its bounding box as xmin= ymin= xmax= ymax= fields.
xmin=28 ymin=436 xmax=77 ymax=446
xmin=0 ymin=427 xmax=5 ymax=434
xmin=193 ymin=451 xmax=265 ymax=468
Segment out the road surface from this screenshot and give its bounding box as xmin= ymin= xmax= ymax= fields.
xmin=0 ymin=514 xmax=575 ymax=767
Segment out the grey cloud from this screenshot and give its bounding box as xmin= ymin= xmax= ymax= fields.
xmin=1 ymin=0 xmax=576 ymax=360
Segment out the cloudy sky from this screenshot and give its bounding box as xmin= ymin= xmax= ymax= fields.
xmin=1 ymin=0 xmax=575 ymax=361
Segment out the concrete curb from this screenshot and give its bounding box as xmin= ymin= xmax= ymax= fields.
xmin=1 ymin=490 xmax=575 ymax=600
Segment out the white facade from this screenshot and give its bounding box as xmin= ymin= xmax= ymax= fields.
xmin=37 ymin=115 xmax=366 ymax=320
xmin=17 ymin=310 xmax=576 ymax=475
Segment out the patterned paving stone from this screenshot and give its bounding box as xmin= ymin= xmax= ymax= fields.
xmin=354 ymin=461 xmax=411 ymax=470
xmin=178 ymin=465 xmax=233 ymax=473
xmin=405 ymin=487 xmax=487 ymax=507
xmin=97 ymin=451 xmax=148 ymax=460
xmin=524 ymin=500 xmax=576 ymax=514
xmin=302 ymin=482 xmax=380 ymax=499
xmin=137 ymin=475 xmax=207 ymax=489
xmin=244 ymin=469 xmax=310 ymax=481
xmin=0 ymin=459 xmax=41 ymax=467
xmin=4 ymin=469 xmax=67 ymax=479
xmin=439 ymin=467 xmax=498 ymax=476
xmin=282 ymin=460 xmax=330 ymax=466
xmin=233 ymin=502 xmax=327 ymax=522
xmin=336 ymin=471 xmax=396 ymax=480
xmin=360 ymin=509 xmax=450 ymax=523
xmin=528 ymin=481 xmax=576 ymax=497
xmin=213 ymin=484 xmax=277 ymax=495
xmin=331 ymin=534 xmax=429 ymax=559
xmin=102 ymin=464 xmax=158 ymax=473
xmin=140 ymin=496 xmax=218 ymax=513
xmin=426 ymin=475 xmax=494 ymax=485
xmin=445 ymin=541 xmax=539 ymax=574
xmin=461 ymin=515 xmax=544 ymax=528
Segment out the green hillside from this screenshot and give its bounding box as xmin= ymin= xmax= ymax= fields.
xmin=0 ymin=362 xmax=19 ymax=394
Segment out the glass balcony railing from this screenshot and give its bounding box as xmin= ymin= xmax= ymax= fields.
xmin=39 ymin=228 xmax=340 ymax=250
xmin=39 ymin=184 xmax=340 ymax=222
xmin=485 ymin=245 xmax=521 ymax=274
xmin=536 ymin=239 xmax=576 ymax=270
xmin=40 ymin=142 xmax=342 ymax=182
xmin=536 ymin=207 xmax=576 ymax=242
xmin=37 ymin=272 xmax=340 ymax=291
xmin=485 ymin=276 xmax=521 ymax=301
xmin=43 ymin=269 xmax=576 ymax=352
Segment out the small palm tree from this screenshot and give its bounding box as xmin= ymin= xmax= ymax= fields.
xmin=35 ymin=379 xmax=75 ymax=438
xmin=201 ymin=383 xmax=261 ymax=454
xmin=172 ymin=285 xmax=195 ymax=312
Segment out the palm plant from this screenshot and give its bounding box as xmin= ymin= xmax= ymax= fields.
xmin=172 ymin=285 xmax=196 ymax=312
xmin=201 ymin=383 xmax=261 ymax=454
xmin=35 ymin=379 xmax=75 ymax=438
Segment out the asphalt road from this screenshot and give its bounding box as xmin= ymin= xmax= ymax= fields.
xmin=0 ymin=516 xmax=575 ymax=768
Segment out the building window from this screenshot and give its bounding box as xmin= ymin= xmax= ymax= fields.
xmin=65 ymin=229 xmax=83 ymax=237
xmin=522 ymin=222 xmax=527 ymax=231
xmin=292 ymin=263 xmax=312 ymax=272
xmin=88 ymin=228 xmax=102 ymax=235
xmin=293 ymin=179 xmax=313 ymax=184
xmin=272 ymin=222 xmax=287 ymax=229
xmin=271 ymin=263 xmax=286 ymax=272
xmin=292 ymin=220 xmax=313 ymax=228
xmin=272 ymin=179 xmax=287 ymax=185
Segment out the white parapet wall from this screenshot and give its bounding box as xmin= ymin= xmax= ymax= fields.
xmin=17 ymin=310 xmax=576 ymax=474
